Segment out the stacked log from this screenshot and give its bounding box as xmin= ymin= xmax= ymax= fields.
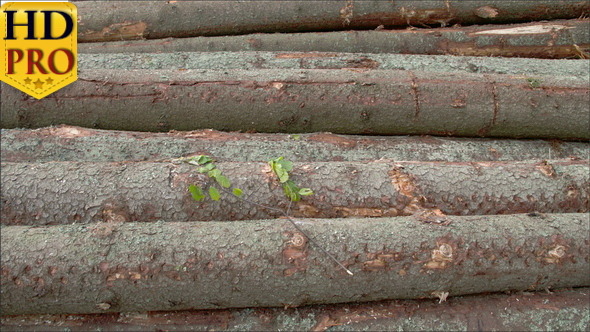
xmin=75 ymin=1 xmax=589 ymax=41
xmin=79 ymin=19 xmax=590 ymax=59
xmin=2 ymin=67 xmax=588 ymax=138
xmin=2 ymin=215 xmax=589 ymax=315
xmin=2 ymin=289 xmax=588 ymax=331
xmin=2 ymin=126 xmax=588 ymax=163
xmin=1 ymin=0 xmax=589 ymax=329
xmin=1 ymin=159 xmax=588 ymax=225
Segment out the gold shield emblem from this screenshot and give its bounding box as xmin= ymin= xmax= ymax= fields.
xmin=1 ymin=1 xmax=77 ymax=99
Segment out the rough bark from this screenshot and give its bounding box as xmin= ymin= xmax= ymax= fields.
xmin=1 ymin=214 xmax=589 ymax=315
xmin=1 ymin=288 xmax=588 ymax=331
xmin=75 ymin=1 xmax=590 ymax=42
xmin=2 ymin=69 xmax=588 ymax=139
xmin=77 ymin=51 xmax=590 ymax=77
xmin=1 ymin=160 xmax=588 ymax=225
xmin=2 ymin=126 xmax=589 ymax=163
xmin=79 ymin=19 xmax=590 ymax=59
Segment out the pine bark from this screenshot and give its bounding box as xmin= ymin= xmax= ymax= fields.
xmin=2 ymin=126 xmax=588 ymax=163
xmin=76 ymin=51 xmax=589 ymax=76
xmin=74 ymin=1 xmax=590 ymax=42
xmin=2 ymin=214 xmax=589 ymax=315
xmin=1 ymin=160 xmax=588 ymax=225
xmin=79 ymin=19 xmax=590 ymax=59
xmin=1 ymin=289 xmax=588 ymax=330
xmin=2 ymin=69 xmax=588 ymax=139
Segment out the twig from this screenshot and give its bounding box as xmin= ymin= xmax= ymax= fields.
xmin=216 ymin=185 xmax=354 ymax=275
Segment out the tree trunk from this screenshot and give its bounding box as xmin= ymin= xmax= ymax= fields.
xmin=2 ymin=69 xmax=588 ymax=139
xmin=3 ymin=126 xmax=588 ymax=163
xmin=76 ymin=51 xmax=589 ymax=76
xmin=79 ymin=19 xmax=590 ymax=59
xmin=1 ymin=160 xmax=588 ymax=225
xmin=1 ymin=288 xmax=588 ymax=330
xmin=1 ymin=214 xmax=588 ymax=315
xmin=74 ymin=1 xmax=590 ymax=42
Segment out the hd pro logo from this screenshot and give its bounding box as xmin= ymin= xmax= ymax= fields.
xmin=1 ymin=1 xmax=77 ymax=99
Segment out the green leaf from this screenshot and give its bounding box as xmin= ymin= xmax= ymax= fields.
xmin=290 ymin=134 xmax=301 ymax=140
xmin=268 ymin=158 xmax=279 ymax=171
xmin=232 ymin=188 xmax=243 ymax=197
xmin=198 ymin=163 xmax=216 ymax=173
xmin=298 ymin=188 xmax=314 ymax=196
xmin=269 ymin=158 xmax=289 ymax=183
xmin=197 ymin=155 xmax=213 ymax=165
xmin=208 ymin=186 xmax=221 ymax=201
xmin=207 ymin=168 xmax=222 ymax=179
xmin=188 ymin=184 xmax=205 ymax=201
xmin=216 ymin=175 xmax=231 ymax=188
xmin=184 ymin=156 xmax=201 ymax=166
xmin=186 ymin=155 xmax=213 ymax=166
xmin=277 ymin=159 xmax=293 ymax=172
xmin=269 ymin=157 xmax=291 ymax=170
xmin=276 ymin=166 xmax=289 ymax=183
xmin=282 ymin=181 xmax=301 ymax=201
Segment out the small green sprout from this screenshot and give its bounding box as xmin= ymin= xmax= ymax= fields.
xmin=181 ymin=155 xmax=243 ymax=201
xmin=269 ymin=157 xmax=314 ymax=201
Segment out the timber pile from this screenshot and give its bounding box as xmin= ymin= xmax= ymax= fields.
xmin=1 ymin=1 xmax=589 ymax=330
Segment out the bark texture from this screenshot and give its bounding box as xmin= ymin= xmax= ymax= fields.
xmin=2 ymin=69 xmax=588 ymax=139
xmin=77 ymin=51 xmax=589 ymax=77
xmin=1 ymin=214 xmax=589 ymax=315
xmin=75 ymin=1 xmax=590 ymax=42
xmin=2 ymin=288 xmax=589 ymax=331
xmin=79 ymin=19 xmax=590 ymax=59
xmin=1 ymin=160 xmax=588 ymax=225
xmin=3 ymin=126 xmax=588 ymax=163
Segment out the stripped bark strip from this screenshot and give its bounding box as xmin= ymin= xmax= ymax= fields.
xmin=2 ymin=69 xmax=588 ymax=139
xmin=2 ymin=289 xmax=588 ymax=330
xmin=1 ymin=160 xmax=588 ymax=225
xmin=75 ymin=1 xmax=590 ymax=42
xmin=78 ymin=19 xmax=590 ymax=59
xmin=1 ymin=214 xmax=588 ymax=315
xmin=2 ymin=126 xmax=588 ymax=163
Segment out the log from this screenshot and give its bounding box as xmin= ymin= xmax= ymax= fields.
xmin=79 ymin=19 xmax=590 ymax=59
xmin=1 ymin=214 xmax=588 ymax=315
xmin=75 ymin=1 xmax=590 ymax=42
xmin=1 ymin=160 xmax=588 ymax=225
xmin=77 ymin=51 xmax=589 ymax=77
xmin=2 ymin=69 xmax=588 ymax=139
xmin=2 ymin=288 xmax=588 ymax=330
xmin=2 ymin=126 xmax=588 ymax=163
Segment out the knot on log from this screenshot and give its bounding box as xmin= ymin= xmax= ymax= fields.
xmin=424 ymin=242 xmax=455 ymax=270
xmin=544 ymin=245 xmax=567 ymax=264
xmin=282 ymin=231 xmax=309 ymax=276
